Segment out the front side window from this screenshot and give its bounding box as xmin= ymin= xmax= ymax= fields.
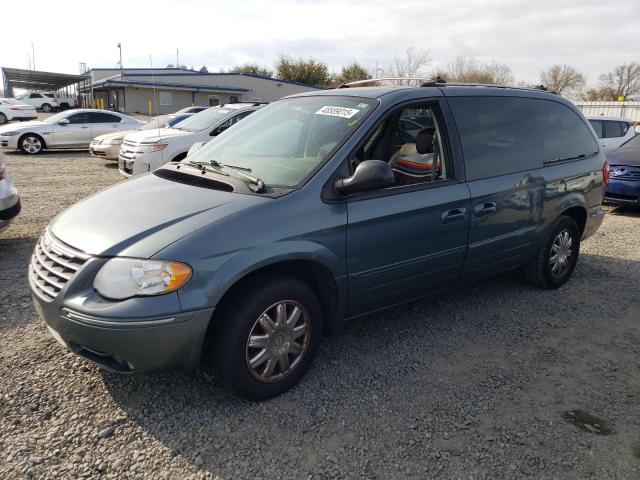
xmin=183 ymin=96 xmax=377 ymax=188
xmin=352 ymin=102 xmax=450 ymax=188
xmin=449 ymin=97 xmax=599 ymax=181
xmin=30 ymin=93 xmax=43 ymax=99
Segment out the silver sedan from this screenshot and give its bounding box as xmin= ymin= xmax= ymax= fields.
xmin=0 ymin=109 xmax=144 ymax=155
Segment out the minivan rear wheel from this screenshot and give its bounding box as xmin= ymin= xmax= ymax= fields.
xmin=523 ymin=216 xmax=581 ymax=289
xmin=210 ymin=275 xmax=323 ymax=400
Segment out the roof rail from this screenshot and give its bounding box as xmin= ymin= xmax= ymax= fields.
xmin=338 ymin=77 xmax=554 ymax=94
xmin=338 ymin=77 xmax=436 ymax=88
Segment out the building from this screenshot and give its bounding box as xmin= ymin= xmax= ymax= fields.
xmin=82 ymin=68 xmax=321 ymax=114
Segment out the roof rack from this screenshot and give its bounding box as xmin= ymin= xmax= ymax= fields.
xmin=338 ymin=77 xmax=436 ymax=88
xmin=338 ymin=77 xmax=553 ymax=94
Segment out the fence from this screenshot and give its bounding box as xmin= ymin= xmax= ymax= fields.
xmin=574 ymin=101 xmax=640 ymax=122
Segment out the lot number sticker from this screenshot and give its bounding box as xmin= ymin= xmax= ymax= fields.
xmin=316 ymin=106 xmax=360 ymax=118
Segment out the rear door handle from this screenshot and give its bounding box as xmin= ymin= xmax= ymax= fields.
xmin=474 ymin=202 xmax=497 ymax=217
xmin=441 ymin=207 xmax=467 ymax=224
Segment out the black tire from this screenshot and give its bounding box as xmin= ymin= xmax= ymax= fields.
xmin=19 ymin=134 xmax=46 ymax=155
xmin=210 ymin=275 xmax=323 ymax=400
xmin=523 ymin=216 xmax=581 ymax=289
xmin=0 ymin=113 xmax=7 ymax=124
xmin=60 ymin=103 xmax=70 ymax=111
xmin=40 ymin=103 xmax=52 ymax=113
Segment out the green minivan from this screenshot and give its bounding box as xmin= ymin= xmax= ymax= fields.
xmin=30 ymin=82 xmax=607 ymax=399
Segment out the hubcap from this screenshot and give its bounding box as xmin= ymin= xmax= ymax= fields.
xmin=245 ymin=300 xmax=310 ymax=382
xmin=550 ymin=229 xmax=573 ymax=277
xmin=23 ymin=137 xmax=41 ymax=154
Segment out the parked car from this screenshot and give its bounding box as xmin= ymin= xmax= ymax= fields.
xmin=118 ymin=103 xmax=260 ymax=177
xmin=15 ymin=92 xmax=59 ymax=112
xmin=587 ymin=116 xmax=636 ymax=153
xmin=175 ymin=106 xmax=209 ymax=114
xmin=0 ymin=98 xmax=37 ymax=124
xmin=90 ymin=113 xmax=194 ymax=161
xmin=0 ymin=109 xmax=144 ymax=154
xmin=29 ymin=84 xmax=606 ymax=399
xmin=0 ymin=155 xmax=20 ymax=231
xmin=604 ymin=133 xmax=640 ymax=206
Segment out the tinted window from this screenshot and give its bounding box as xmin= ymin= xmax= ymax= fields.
xmin=589 ymin=120 xmax=603 ymax=138
xmin=67 ymin=113 xmax=89 ymax=124
xmin=603 ymin=120 xmax=624 ymax=138
xmin=89 ymin=112 xmax=122 ymax=123
xmin=449 ymin=97 xmax=599 ymax=181
xmin=30 ymin=93 xmax=43 ymax=98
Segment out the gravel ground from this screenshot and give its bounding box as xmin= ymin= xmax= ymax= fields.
xmin=1 ymin=149 xmax=639 ymax=479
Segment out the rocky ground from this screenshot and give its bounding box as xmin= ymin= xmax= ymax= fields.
xmin=1 ymin=149 xmax=639 ymax=479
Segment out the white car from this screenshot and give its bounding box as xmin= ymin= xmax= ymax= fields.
xmin=15 ymin=92 xmax=59 ymax=112
xmin=0 ymin=154 xmax=20 ymax=231
xmin=119 ymin=103 xmax=261 ymax=177
xmin=90 ymin=113 xmax=196 ymax=161
xmin=0 ymin=109 xmax=144 ymax=154
xmin=0 ymin=98 xmax=37 ymax=124
xmin=587 ymin=116 xmax=636 ymax=153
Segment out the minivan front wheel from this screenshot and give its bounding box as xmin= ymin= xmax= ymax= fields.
xmin=524 ymin=216 xmax=581 ymax=289
xmin=211 ymin=276 xmax=323 ymax=400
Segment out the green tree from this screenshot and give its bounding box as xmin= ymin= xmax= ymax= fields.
xmin=229 ymin=63 xmax=274 ymax=77
xmin=275 ymin=55 xmax=330 ymax=86
xmin=333 ymin=62 xmax=370 ymax=86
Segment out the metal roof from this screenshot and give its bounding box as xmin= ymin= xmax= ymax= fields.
xmin=94 ymin=79 xmax=250 ymax=93
xmin=1 ymin=67 xmax=87 ymax=96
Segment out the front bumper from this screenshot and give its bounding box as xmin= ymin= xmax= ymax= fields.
xmin=28 ymin=231 xmax=214 ymax=373
xmin=604 ymin=178 xmax=640 ymax=206
xmin=0 ymin=136 xmax=19 ymax=149
xmin=90 ymin=143 xmax=121 ymax=161
xmin=119 ymin=143 xmax=164 ymax=178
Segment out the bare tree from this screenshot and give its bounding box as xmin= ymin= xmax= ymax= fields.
xmin=599 ymin=62 xmax=640 ymax=100
xmin=384 ymin=48 xmax=432 ymax=84
xmin=540 ymin=64 xmax=585 ymax=96
xmin=444 ymin=56 xmax=514 ymax=85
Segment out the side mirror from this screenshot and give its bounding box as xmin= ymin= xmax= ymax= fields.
xmin=335 ymin=160 xmax=394 ymax=195
xmin=58 ymin=118 xmax=70 ymax=126
xmin=187 ymin=141 xmax=205 ymax=157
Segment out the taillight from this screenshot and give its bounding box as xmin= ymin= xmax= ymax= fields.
xmin=602 ymin=160 xmax=609 ymax=186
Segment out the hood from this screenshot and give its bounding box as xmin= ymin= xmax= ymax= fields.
xmin=50 ymin=171 xmax=266 ymax=258
xmin=607 ymin=148 xmax=640 ymax=167
xmin=0 ymin=120 xmax=47 ymax=132
xmin=124 ymin=128 xmax=190 ymax=144
xmin=93 ymin=130 xmax=135 ymax=142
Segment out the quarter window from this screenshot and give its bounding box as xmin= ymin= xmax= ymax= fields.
xmin=449 ymin=97 xmax=599 ymax=181
xmin=603 ymin=120 xmax=624 ymax=138
xmin=589 ymin=119 xmax=603 ymax=138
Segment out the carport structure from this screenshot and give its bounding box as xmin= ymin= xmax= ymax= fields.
xmin=1 ymin=67 xmax=87 ymax=97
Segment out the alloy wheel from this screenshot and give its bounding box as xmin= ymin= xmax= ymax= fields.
xmin=245 ymin=300 xmax=310 ymax=382
xmin=0 ymin=113 xmax=7 ymax=124
xmin=41 ymin=104 xmax=51 ymax=112
xmin=549 ymin=229 xmax=573 ymax=277
xmin=23 ymin=136 xmax=42 ymax=154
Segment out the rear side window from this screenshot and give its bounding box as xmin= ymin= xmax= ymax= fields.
xmin=449 ymin=97 xmax=599 ymax=181
xmin=89 ymin=112 xmax=122 ymax=123
xmin=603 ymin=121 xmax=625 ymax=138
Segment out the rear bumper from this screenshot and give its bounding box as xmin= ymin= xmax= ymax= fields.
xmin=582 ymin=204 xmax=605 ymax=240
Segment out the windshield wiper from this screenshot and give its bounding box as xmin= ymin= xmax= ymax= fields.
xmin=209 ymin=160 xmax=265 ymax=192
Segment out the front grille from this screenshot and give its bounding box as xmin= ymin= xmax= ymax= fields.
xmin=610 ymin=167 xmax=640 ymax=181
xmin=29 ymin=230 xmax=90 ymax=301
xmin=1 ymin=140 xmax=8 ymax=147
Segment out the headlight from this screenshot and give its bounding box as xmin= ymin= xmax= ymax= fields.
xmin=102 ymin=139 xmax=123 ymax=146
xmin=138 ymin=143 xmax=167 ymax=153
xmin=0 ymin=131 xmax=20 ymax=136
xmin=94 ymin=258 xmax=192 ymax=300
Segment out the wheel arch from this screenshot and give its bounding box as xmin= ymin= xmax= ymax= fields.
xmin=560 ymin=205 xmax=587 ymax=235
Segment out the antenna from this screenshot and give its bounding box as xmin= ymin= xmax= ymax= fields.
xmin=150 ymin=55 xmax=161 ymax=142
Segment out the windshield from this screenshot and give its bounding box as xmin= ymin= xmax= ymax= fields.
xmin=174 ymin=107 xmax=232 ymax=132
xmin=619 ymin=133 xmax=640 ymax=150
xmin=182 ymin=96 xmax=377 ymax=188
xmin=141 ymin=115 xmax=173 ymax=130
xmin=44 ymin=111 xmax=73 ymax=124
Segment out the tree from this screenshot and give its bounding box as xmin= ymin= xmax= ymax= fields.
xmin=199 ymin=65 xmax=209 ymax=73
xmin=540 ymin=64 xmax=585 ymax=96
xmin=598 ymin=62 xmax=640 ymax=100
xmin=230 ymin=63 xmax=274 ymax=77
xmin=581 ymin=87 xmax=617 ymax=101
xmin=443 ymin=56 xmax=514 ymax=85
xmin=332 ymin=62 xmax=370 ymax=85
xmin=275 ymin=55 xmax=331 ymax=86
xmin=166 ymin=63 xmax=175 ymax=68
xmin=384 ymin=48 xmax=431 ymax=84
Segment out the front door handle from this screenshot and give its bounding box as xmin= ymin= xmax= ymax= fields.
xmin=81 ymin=126 xmax=90 ymax=129
xmin=441 ymin=207 xmax=467 ymax=224
xmin=474 ymin=202 xmax=497 ymax=217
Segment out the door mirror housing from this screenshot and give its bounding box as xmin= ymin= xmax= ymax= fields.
xmin=57 ymin=118 xmax=70 ymax=126
xmin=335 ymin=160 xmax=394 ymax=195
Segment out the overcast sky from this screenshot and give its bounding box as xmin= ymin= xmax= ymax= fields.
xmin=4 ymin=0 xmax=639 ymax=86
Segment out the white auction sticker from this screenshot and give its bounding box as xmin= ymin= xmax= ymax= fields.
xmin=315 ymin=106 xmax=360 ymax=118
